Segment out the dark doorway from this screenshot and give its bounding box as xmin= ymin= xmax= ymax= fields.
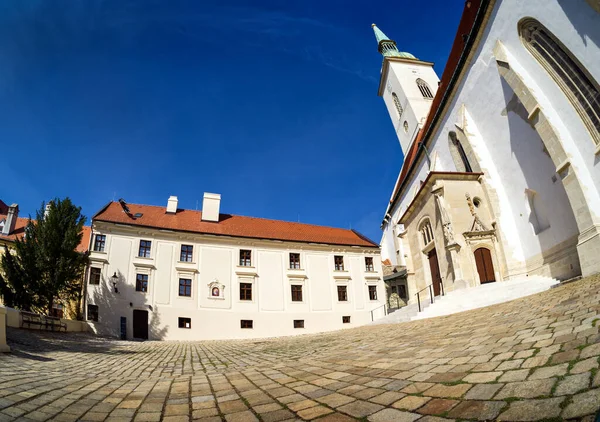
xmin=428 ymin=249 xmax=442 ymax=296
xmin=133 ymin=310 xmax=148 ymax=340
xmin=474 ymin=248 xmax=496 ymax=284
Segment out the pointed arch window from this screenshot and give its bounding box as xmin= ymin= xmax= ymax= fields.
xmin=392 ymin=93 xmax=403 ymax=119
xmin=419 ymin=220 xmax=434 ymax=246
xmin=416 ymin=78 xmax=434 ymax=99
xmin=519 ymin=18 xmax=600 ymax=145
xmin=449 ymin=131 xmax=473 ymax=173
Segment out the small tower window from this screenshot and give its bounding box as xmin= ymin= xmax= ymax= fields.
xmin=392 ymin=92 xmax=403 ymax=119
xmin=403 ymin=121 xmax=409 ymax=133
xmin=519 ymin=18 xmax=600 ymax=144
xmin=416 ymin=78 xmax=434 ymax=99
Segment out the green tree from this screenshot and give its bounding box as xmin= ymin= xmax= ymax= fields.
xmin=0 ymin=198 xmax=89 ymax=315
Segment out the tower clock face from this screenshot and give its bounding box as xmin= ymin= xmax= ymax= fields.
xmin=386 ymin=81 xmax=392 ymax=93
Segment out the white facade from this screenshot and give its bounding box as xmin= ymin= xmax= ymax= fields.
xmin=86 ymin=198 xmax=384 ymax=341
xmin=378 ymin=0 xmax=600 ymax=301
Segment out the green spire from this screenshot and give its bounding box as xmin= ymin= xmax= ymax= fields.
xmin=372 ymin=23 xmax=417 ymax=60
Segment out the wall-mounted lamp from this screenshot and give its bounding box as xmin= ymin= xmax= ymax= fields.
xmin=111 ymin=272 xmax=119 ymax=294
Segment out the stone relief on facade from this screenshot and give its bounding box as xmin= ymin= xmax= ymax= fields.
xmin=207 ymin=279 xmax=225 ymax=300
xmin=466 ymin=193 xmax=488 ymax=232
xmin=433 ymin=189 xmax=456 ymax=246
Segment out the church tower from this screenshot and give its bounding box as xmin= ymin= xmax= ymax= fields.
xmin=373 ymin=24 xmax=440 ymax=156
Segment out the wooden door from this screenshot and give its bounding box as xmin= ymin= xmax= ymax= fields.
xmin=428 ymin=249 xmax=442 ymax=296
xmin=133 ymin=310 xmax=148 ymax=340
xmin=474 ymin=248 xmax=496 ymax=284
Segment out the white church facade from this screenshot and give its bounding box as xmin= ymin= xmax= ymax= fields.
xmin=86 ymin=193 xmax=384 ymax=341
xmin=377 ymin=0 xmax=600 ymax=304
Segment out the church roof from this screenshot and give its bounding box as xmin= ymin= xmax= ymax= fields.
xmin=93 ymin=201 xmax=379 ymax=248
xmin=372 ymin=24 xmax=417 ymax=59
xmin=383 ymin=0 xmax=490 ymax=220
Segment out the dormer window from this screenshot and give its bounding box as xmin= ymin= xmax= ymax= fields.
xmin=416 ymin=78 xmax=434 ymax=99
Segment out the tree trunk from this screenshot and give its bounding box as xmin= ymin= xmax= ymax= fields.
xmin=48 ymin=296 xmax=53 ymax=316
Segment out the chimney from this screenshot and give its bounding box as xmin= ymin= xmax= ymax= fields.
xmin=2 ymin=204 xmax=19 ymax=236
xmin=201 ymin=193 xmax=221 ymax=222
xmin=166 ymin=196 xmax=178 ymax=214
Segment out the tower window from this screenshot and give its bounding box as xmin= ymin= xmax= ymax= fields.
xmin=416 ymin=78 xmax=434 ymax=99
xmin=392 ymin=92 xmax=403 ymax=119
xmin=519 ymin=18 xmax=600 ymax=145
xmin=403 ymin=121 xmax=409 ymax=133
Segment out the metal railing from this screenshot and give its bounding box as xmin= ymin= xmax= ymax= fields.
xmin=416 ymin=279 xmax=446 ymax=312
xmin=416 ymin=284 xmax=434 ymax=312
xmin=370 ymin=304 xmax=387 ymax=321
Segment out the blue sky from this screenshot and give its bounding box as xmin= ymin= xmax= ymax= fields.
xmin=0 ymin=0 xmax=463 ymax=243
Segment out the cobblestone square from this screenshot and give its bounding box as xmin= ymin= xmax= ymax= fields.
xmin=2 ymin=276 xmax=600 ymax=421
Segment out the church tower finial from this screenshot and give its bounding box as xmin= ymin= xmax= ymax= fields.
xmin=372 ymin=24 xmax=417 ymax=59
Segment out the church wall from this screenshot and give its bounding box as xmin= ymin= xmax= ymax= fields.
xmin=388 ymin=0 xmax=599 ymax=282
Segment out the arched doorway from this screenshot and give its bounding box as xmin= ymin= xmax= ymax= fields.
xmin=474 ymin=248 xmax=496 ymax=284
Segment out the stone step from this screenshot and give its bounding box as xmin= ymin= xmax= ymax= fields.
xmin=411 ymin=276 xmax=559 ymax=320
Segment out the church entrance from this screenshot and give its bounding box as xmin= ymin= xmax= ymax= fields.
xmin=474 ymin=248 xmax=495 ymax=284
xmin=428 ymin=249 xmax=442 ymax=296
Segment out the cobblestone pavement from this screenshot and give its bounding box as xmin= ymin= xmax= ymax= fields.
xmin=2 ymin=276 xmax=600 ymax=422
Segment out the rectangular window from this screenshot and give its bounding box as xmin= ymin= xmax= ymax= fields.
xmin=180 ymin=245 xmax=193 ymax=262
xmin=334 ymin=256 xmax=344 ymax=271
xmin=239 ymin=283 xmax=252 ymax=301
xmin=178 ymin=317 xmax=191 ymax=329
xmin=365 ymin=257 xmax=374 ymax=272
xmin=93 ymin=234 xmax=106 ymax=252
xmin=139 ymin=240 xmax=152 ymax=258
xmin=87 ymin=304 xmax=98 ymax=322
xmin=240 ymin=320 xmax=253 ymax=329
xmin=136 ymin=274 xmax=149 ymax=293
xmin=291 ymin=285 xmax=303 ymax=302
xmin=342 ymin=316 xmax=351 ymax=324
xmin=294 ymin=320 xmax=304 ymax=329
xmin=89 ymin=267 xmax=101 ymax=285
xmin=179 ymin=278 xmax=192 ymax=297
xmin=368 ymin=285 xmax=378 ymax=301
xmin=337 ymin=285 xmax=348 ymax=302
xmin=239 ymin=249 xmax=252 ymax=266
xmin=289 ymin=253 xmax=301 ymax=269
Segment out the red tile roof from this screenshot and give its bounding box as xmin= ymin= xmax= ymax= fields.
xmin=0 ymin=199 xmax=91 ymax=252
xmin=386 ymin=0 xmax=487 ymax=214
xmin=93 ymin=201 xmax=379 ymax=248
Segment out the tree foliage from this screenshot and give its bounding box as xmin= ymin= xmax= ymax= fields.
xmin=0 ymin=198 xmax=89 ymax=315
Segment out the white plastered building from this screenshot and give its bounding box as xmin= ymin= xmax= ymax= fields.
xmin=86 ymin=194 xmax=384 ymax=340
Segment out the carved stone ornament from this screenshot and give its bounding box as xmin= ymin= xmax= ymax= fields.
xmin=466 ymin=193 xmax=488 ymax=232
xmin=207 ymin=279 xmax=225 ymax=300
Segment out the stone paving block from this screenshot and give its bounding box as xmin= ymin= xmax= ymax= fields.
xmin=550 ymin=349 xmax=579 ymax=364
xmin=496 ymin=360 xmax=523 ymax=371
xmin=225 ymin=410 xmax=259 ymax=422
xmin=571 ymin=357 xmax=600 ymax=374
xmin=495 ymin=379 xmax=555 ymax=399
xmin=554 ymin=372 xmax=591 ymax=396
xmin=521 ymin=356 xmax=549 ymax=368
xmin=368 ymin=408 xmax=421 ymax=422
xmin=392 ymin=395 xmax=431 ymax=411
xmin=464 ymin=383 xmax=504 ymax=400
xmin=260 ymin=409 xmax=295 ymax=422
xmin=297 ymin=405 xmax=333 ymax=420
xmin=498 ymin=369 xmax=529 ymax=383
xmin=423 ymin=383 xmax=471 ymax=398
xmin=528 ymin=363 xmax=568 ymax=380
xmin=463 ymin=372 xmax=501 ymax=383
xmin=400 ymin=382 xmax=433 ymax=394
xmin=498 ymin=397 xmax=563 ymax=420
xmin=316 ymin=393 xmax=355 ymax=408
xmin=369 ymin=391 xmax=406 ymax=405
xmin=561 ymin=388 xmax=600 ymax=419
xmin=417 ymin=398 xmax=458 ymax=415
xmin=336 ymin=400 xmax=383 ymax=418
xmin=316 ymin=413 xmax=358 ymax=421
xmin=447 ymin=400 xmax=505 ymax=420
